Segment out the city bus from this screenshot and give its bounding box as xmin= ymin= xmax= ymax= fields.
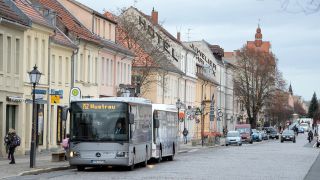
xmin=152 ymin=104 xmax=178 ymax=162
xmin=68 ymin=97 xmax=152 ymax=171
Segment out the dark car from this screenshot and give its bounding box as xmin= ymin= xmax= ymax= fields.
xmin=281 ymin=130 xmax=296 ymax=143
xmin=264 ymin=127 xmax=279 ymax=139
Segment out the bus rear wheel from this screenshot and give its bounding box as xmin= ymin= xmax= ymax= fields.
xmin=77 ymin=166 xmax=85 ymax=171
xmin=157 ymin=149 xmax=162 ymax=163
xmin=168 ymin=146 xmax=175 ymax=161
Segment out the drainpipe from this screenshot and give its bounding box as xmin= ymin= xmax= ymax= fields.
xmin=71 ymin=48 xmax=79 ymax=88
xmin=46 ymin=37 xmax=51 ymax=151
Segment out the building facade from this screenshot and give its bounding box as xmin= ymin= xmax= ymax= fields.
xmin=0 ymin=0 xmax=31 ymax=156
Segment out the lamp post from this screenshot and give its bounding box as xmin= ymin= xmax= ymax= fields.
xmin=176 ymin=98 xmax=182 ymax=140
xmin=28 ymin=65 xmax=42 ymax=168
xmin=201 ymin=101 xmax=205 ymax=147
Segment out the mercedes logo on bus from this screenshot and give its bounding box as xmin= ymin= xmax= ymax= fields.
xmin=96 ymin=152 xmax=101 ymax=157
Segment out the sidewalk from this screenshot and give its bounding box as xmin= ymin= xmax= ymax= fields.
xmin=0 ymin=152 xmax=70 ymax=179
xmin=178 ymin=137 xmax=226 ymax=153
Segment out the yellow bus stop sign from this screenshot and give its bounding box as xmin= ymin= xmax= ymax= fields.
xmin=51 ymin=95 xmax=60 ymax=104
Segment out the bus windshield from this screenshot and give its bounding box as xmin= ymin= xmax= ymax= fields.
xmin=70 ymin=102 xmax=128 ymax=142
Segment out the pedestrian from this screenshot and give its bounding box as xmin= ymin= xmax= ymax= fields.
xmin=4 ymin=133 xmax=10 ymax=160
xmin=7 ymin=129 xmax=20 ymax=164
xmin=62 ymin=134 xmax=70 ymax=160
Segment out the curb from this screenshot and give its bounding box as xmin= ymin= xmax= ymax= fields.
xmin=19 ymin=165 xmax=74 ymax=176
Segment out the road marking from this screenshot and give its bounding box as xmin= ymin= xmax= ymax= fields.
xmin=313 ymin=142 xmax=317 ymax=148
xmin=188 ymin=149 xmax=199 ymax=153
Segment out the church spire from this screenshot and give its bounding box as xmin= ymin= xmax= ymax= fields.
xmin=289 ymin=83 xmax=293 ymax=95
xmin=255 ymin=22 xmax=263 ymax=47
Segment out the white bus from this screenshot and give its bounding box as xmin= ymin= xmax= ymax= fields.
xmin=152 ymin=104 xmax=178 ymax=162
xmin=68 ymin=97 xmax=152 ymax=171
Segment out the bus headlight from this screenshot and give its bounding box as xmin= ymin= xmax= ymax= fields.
xmin=70 ymin=151 xmax=80 ymax=158
xmin=116 ymin=152 xmax=128 ymax=158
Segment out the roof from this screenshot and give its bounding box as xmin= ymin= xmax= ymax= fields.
xmin=0 ymin=0 xmax=31 ymax=26
xmin=13 ymin=0 xmax=52 ymax=28
xmin=100 ymin=39 xmax=135 ymax=57
xmin=132 ymin=7 xmax=191 ymax=51
xmin=51 ymin=27 xmax=77 ymax=49
xmin=247 ymin=40 xmax=271 ymax=53
xmin=38 ymin=0 xmax=101 ymax=44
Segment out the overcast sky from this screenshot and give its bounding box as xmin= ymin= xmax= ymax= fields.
xmin=77 ymin=0 xmax=320 ymax=101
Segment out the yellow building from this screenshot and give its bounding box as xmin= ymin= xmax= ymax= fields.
xmin=0 ymin=0 xmax=31 ymax=157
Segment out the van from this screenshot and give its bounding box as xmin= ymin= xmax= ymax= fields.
xmin=235 ymin=124 xmax=253 ymax=144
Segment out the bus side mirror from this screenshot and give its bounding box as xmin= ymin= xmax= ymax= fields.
xmin=62 ymin=107 xmax=69 ymax=121
xmin=154 ymin=118 xmax=160 ymax=128
xmin=129 ymin=113 xmax=134 ymax=124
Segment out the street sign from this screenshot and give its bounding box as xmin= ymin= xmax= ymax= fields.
xmin=51 ymin=95 xmax=60 ymax=104
xmin=70 ymin=87 xmax=81 ymax=102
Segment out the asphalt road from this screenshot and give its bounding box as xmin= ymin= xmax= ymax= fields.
xmin=6 ymin=134 xmax=319 ymax=180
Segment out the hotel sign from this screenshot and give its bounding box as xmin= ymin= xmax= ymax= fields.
xmin=138 ymin=16 xmax=179 ymax=62
xmin=190 ymin=43 xmax=216 ymax=75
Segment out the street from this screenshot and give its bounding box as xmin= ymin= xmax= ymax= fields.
xmin=5 ymin=134 xmax=319 ymax=180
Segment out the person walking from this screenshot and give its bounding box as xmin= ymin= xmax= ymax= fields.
xmin=7 ymin=129 xmax=20 ymax=164
xmin=62 ymin=134 xmax=70 ymax=160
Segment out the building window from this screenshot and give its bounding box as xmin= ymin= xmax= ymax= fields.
xmin=95 ymin=57 xmax=98 ymax=84
xmin=101 ymin=57 xmax=105 ymax=85
xmin=80 ymin=54 xmax=84 ymax=81
xmin=41 ymin=40 xmax=45 ymax=74
xmin=59 ymin=56 xmax=62 ymax=84
xmin=117 ymin=62 xmax=120 ymax=84
xmin=124 ymin=63 xmax=127 ymax=83
xmin=0 ymin=34 xmax=3 ymax=72
xmin=27 ymin=36 xmax=31 ymax=71
xmin=128 ymin=65 xmax=131 ymax=84
xmin=103 ymin=21 xmax=106 ymax=39
xmin=106 ymin=58 xmax=109 ymax=85
xmin=15 ymin=39 xmax=20 ymax=74
xmin=51 ymin=55 xmax=55 ymax=83
xmin=74 ymin=55 xmax=78 ymax=81
xmin=34 ymin=38 xmax=38 ymax=67
xmin=108 ymin=23 xmax=111 ymax=40
xmin=65 ymin=57 xmax=69 ymax=85
xmin=7 ymin=37 xmax=11 ymax=73
xmin=111 ymin=59 xmax=113 ymax=85
xmin=88 ymin=55 xmax=91 ymax=83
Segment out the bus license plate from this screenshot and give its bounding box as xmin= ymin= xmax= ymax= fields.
xmin=92 ymin=160 xmax=105 ymax=164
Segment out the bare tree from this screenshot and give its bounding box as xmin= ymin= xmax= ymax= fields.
xmin=234 ymin=46 xmax=279 ymax=128
xmin=115 ymin=8 xmax=179 ymax=96
xmin=281 ymin=0 xmax=320 ymax=13
xmin=294 ymin=99 xmax=307 ymax=116
xmin=266 ymin=90 xmax=293 ymax=127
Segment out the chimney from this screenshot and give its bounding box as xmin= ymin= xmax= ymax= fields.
xmin=151 ymin=8 xmax=158 ymax=24
xmin=177 ymin=32 xmax=181 ymax=42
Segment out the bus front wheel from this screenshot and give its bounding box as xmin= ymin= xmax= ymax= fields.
xmin=77 ymin=166 xmax=85 ymax=171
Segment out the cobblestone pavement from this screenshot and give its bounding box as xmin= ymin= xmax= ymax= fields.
xmin=5 ymin=134 xmax=319 ymax=180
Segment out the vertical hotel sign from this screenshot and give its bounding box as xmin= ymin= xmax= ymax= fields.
xmin=57 ymin=106 xmax=62 ymax=144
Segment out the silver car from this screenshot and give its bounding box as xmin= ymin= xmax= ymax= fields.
xmin=226 ymin=131 xmax=242 ymax=146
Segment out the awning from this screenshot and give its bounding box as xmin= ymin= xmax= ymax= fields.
xmin=6 ymin=96 xmax=24 ymax=102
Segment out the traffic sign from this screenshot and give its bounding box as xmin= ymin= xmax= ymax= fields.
xmin=51 ymin=95 xmax=60 ymax=104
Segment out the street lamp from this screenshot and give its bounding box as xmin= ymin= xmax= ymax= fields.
xmin=201 ymin=101 xmax=205 ymax=147
xmin=28 ymin=65 xmax=42 ymax=168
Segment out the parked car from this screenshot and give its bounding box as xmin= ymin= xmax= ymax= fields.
xmin=317 ymin=136 xmax=320 ymax=148
xmin=252 ymin=129 xmax=262 ymax=142
xmin=235 ymin=124 xmax=253 ymax=144
xmin=225 ymin=131 xmax=242 ymax=146
xmin=281 ymin=130 xmax=296 ymax=143
xmin=298 ymin=126 xmax=305 ymax=134
xmin=264 ymin=127 xmax=279 ymax=139
xmin=260 ymin=130 xmax=269 ymax=140
xmin=300 ymin=123 xmax=310 ymax=132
